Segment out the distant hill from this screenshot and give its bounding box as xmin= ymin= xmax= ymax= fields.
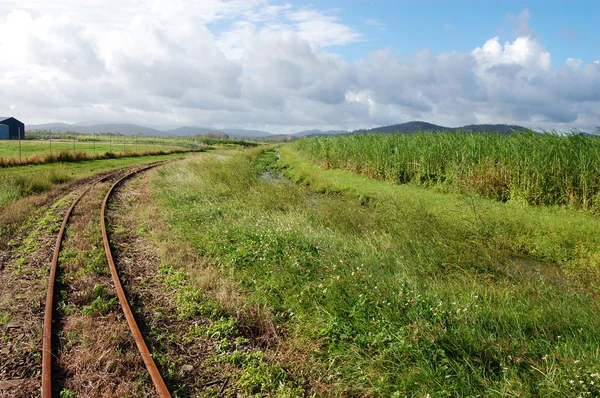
xmin=355 ymin=121 xmax=530 ymax=135
xmin=26 ymin=120 xmax=537 ymax=138
xmin=221 ymin=128 xmax=272 ymax=138
xmin=27 ymin=122 xmax=274 ymax=138
xmin=257 ymin=134 xmax=296 ymax=142
xmin=167 ymin=127 xmax=272 ymax=138
xmin=293 ymin=129 xmax=349 ymax=137
xmin=28 ymin=122 xmax=164 ymax=136
xmin=459 ymin=124 xmax=532 ymax=134
xmin=168 ymin=126 xmax=226 ymax=136
xmin=27 ymin=122 xmax=80 ymax=131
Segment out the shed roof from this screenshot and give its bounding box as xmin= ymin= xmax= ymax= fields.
xmin=0 ymin=117 xmax=23 ymax=123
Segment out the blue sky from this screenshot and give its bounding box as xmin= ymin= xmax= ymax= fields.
xmin=295 ymin=1 xmax=599 ymax=65
xmin=0 ymin=0 xmax=599 ymax=132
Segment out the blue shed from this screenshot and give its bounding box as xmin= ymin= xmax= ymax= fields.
xmin=0 ymin=124 xmax=8 ymax=139
xmin=0 ymin=117 xmax=25 ymax=140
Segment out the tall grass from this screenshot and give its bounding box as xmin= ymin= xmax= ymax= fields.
xmin=293 ymin=131 xmax=600 ymax=210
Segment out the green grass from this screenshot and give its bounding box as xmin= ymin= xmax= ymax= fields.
xmin=0 ymin=132 xmax=259 ymax=163
xmin=0 ymin=152 xmax=187 ymax=208
xmin=0 ymin=139 xmax=187 ymax=160
xmin=293 ymin=131 xmax=600 ymax=211
xmin=149 ymin=146 xmax=600 ymax=396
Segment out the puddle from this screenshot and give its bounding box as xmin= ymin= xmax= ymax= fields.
xmin=258 ymin=151 xmax=292 ymax=185
xmin=502 ymin=256 xmax=566 ymax=285
xmin=260 ymin=170 xmax=283 ymax=181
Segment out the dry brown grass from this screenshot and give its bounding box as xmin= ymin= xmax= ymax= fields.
xmin=0 ymin=192 xmax=78 ymax=397
xmin=54 ymin=180 xmax=153 ymax=396
xmin=58 ymin=314 xmax=151 ymax=397
xmin=461 ymin=161 xmax=511 ymax=202
xmin=0 ymin=149 xmax=196 ymax=169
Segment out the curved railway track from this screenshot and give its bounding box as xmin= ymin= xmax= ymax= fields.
xmin=41 ymin=162 xmax=171 ymax=398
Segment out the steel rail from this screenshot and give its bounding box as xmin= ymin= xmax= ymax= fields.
xmin=42 ymin=173 xmax=114 ymax=398
xmin=100 ymin=163 xmax=171 ymax=397
xmin=41 ymin=161 xmax=166 ymax=397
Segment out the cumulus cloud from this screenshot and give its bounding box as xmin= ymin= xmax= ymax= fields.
xmin=0 ymin=3 xmax=598 ymax=133
xmin=472 ymin=36 xmax=551 ymax=74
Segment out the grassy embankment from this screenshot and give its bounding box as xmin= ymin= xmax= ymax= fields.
xmin=148 ymin=144 xmax=600 ymax=396
xmin=293 ymin=131 xmax=600 ymax=211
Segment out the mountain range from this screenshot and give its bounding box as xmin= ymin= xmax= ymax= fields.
xmin=353 ymin=121 xmax=530 ymax=135
xmin=26 ymin=122 xmax=271 ymax=138
xmin=26 ymin=121 xmax=537 ymax=139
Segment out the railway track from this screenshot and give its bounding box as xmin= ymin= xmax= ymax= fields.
xmin=41 ymin=162 xmax=171 ymax=397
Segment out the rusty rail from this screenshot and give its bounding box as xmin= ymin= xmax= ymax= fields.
xmin=42 ymin=173 xmax=114 ymax=397
xmin=41 ymin=162 xmax=169 ymax=397
xmin=100 ymin=163 xmax=171 ymax=397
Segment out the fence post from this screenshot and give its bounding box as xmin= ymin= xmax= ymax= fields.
xmin=18 ymin=126 xmax=22 ymax=163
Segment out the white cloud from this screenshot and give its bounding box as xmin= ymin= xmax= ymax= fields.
xmin=287 ymin=9 xmax=362 ymax=47
xmin=566 ymin=58 xmax=583 ymax=69
xmin=472 ymin=36 xmax=551 ymax=74
xmin=365 ymin=18 xmax=386 ymax=30
xmin=0 ymin=4 xmax=598 ymax=133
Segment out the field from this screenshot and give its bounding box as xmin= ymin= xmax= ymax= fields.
xmin=293 ymin=131 xmax=600 ymax=211
xmin=147 ymin=145 xmax=600 ymax=395
xmin=0 ymin=152 xmax=190 ymax=260
xmin=0 ymin=152 xmax=193 ymax=208
xmin=0 ymin=138 xmax=188 ymax=161
xmin=2 ymin=133 xmax=600 ymax=396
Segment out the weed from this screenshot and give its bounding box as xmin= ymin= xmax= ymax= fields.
xmin=206 ymin=317 xmax=238 ymax=339
xmin=82 ymin=296 xmax=118 ymax=316
xmin=59 ymin=389 xmax=76 ymax=398
xmin=228 ymin=351 xmax=304 ymax=397
xmin=0 ymin=311 xmax=11 ymax=326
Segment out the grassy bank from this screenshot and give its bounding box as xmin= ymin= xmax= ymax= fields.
xmin=292 ymin=132 xmax=600 ymax=211
xmin=149 ymin=146 xmax=600 ymax=396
